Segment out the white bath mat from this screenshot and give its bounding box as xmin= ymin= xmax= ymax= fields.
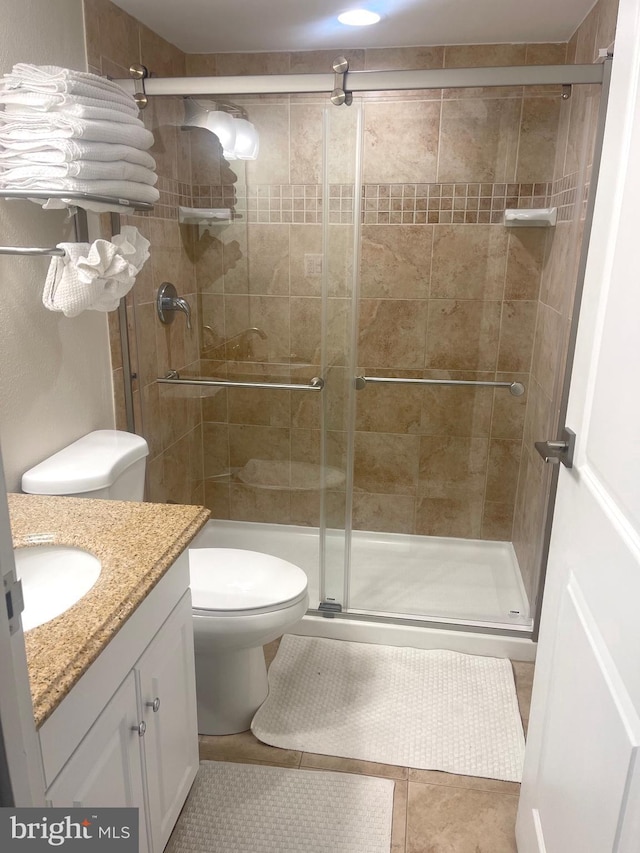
xmin=165 ymin=760 xmax=394 ymax=853
xmin=252 ymin=635 xmax=525 ymax=782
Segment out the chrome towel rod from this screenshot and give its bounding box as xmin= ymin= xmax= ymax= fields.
xmin=355 ymin=375 xmax=525 ymax=396
xmin=0 ymin=245 xmax=64 ymax=256
xmin=158 ymin=373 xmax=325 ymax=392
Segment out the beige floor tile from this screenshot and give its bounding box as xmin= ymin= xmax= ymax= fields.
xmin=512 ymin=660 xmax=535 ymax=733
xmin=391 ymin=779 xmax=408 ymax=852
xmin=406 ymin=781 xmax=519 ymax=853
xmin=407 ymin=767 xmax=520 ymax=795
xmin=198 ymin=730 xmax=302 ymax=768
xmin=264 ymin=636 xmax=282 ymax=669
xmin=301 ymin=752 xmax=408 ymax=780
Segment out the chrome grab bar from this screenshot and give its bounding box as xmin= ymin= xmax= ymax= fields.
xmin=355 ymin=375 xmax=525 ymax=396
xmin=158 ymin=372 xmax=324 ymax=392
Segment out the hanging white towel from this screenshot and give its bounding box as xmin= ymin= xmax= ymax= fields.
xmin=43 ymin=226 xmax=150 ymax=317
xmin=0 ymin=139 xmax=156 ymax=168
xmin=0 ymin=91 xmax=139 ymax=117
xmin=0 ymin=160 xmax=158 ymax=186
xmin=2 ymin=101 xmax=142 ymax=125
xmin=2 ymin=64 xmax=137 ymax=108
xmin=0 ymin=114 xmax=155 ymax=149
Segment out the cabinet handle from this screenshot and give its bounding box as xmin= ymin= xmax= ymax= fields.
xmin=146 ymin=697 xmax=161 ymax=713
xmin=132 ymin=720 xmax=146 ymax=737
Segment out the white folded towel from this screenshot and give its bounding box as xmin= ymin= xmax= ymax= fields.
xmin=0 ymin=113 xmax=154 ymax=149
xmin=4 ymin=177 xmax=160 ymax=204
xmin=0 ymin=160 xmax=158 ymax=186
xmin=2 ymin=64 xmax=136 ymax=109
xmin=2 ymin=101 xmax=142 ymax=125
xmin=43 ymin=226 xmax=150 ymax=317
xmin=0 ymin=139 xmax=156 ymax=168
xmin=0 ymin=91 xmax=138 ymax=117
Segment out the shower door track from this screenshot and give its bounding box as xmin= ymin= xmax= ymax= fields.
xmin=114 ymin=63 xmax=604 ymax=99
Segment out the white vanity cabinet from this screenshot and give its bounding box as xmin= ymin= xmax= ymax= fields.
xmin=37 ymin=551 xmax=199 ymax=853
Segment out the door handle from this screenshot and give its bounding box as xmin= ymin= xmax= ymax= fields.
xmin=535 ymin=427 xmax=576 ymax=468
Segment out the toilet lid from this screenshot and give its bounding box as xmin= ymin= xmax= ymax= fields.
xmin=189 ymin=548 xmax=308 ymax=612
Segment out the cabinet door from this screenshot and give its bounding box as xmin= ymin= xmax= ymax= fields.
xmin=46 ymin=671 xmax=149 ymax=853
xmin=137 ymin=592 xmax=199 ymax=853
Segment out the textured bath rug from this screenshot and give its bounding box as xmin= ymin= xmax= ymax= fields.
xmin=252 ymin=635 xmax=525 ymax=782
xmin=165 ymin=760 xmax=394 ymax=853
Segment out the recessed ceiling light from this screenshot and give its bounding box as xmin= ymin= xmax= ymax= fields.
xmin=337 ymin=9 xmax=381 ymax=27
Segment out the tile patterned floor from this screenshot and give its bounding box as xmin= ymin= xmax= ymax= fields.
xmin=198 ymin=639 xmax=535 ymax=853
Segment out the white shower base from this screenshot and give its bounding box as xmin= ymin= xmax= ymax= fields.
xmin=191 ymin=520 xmax=536 ymax=661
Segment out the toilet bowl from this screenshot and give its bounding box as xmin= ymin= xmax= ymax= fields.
xmin=21 ymin=431 xmax=309 ymax=738
xmin=189 ymin=547 xmax=308 ymax=735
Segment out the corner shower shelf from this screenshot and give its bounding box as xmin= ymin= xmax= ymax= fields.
xmin=504 ymin=207 xmax=557 ymax=227
xmin=0 ymin=189 xmax=154 ymax=256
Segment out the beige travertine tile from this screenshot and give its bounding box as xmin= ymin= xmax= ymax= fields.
xmin=228 ymin=387 xmax=291 ymax=428
xmin=406 ymin=782 xmax=519 ymax=852
xmin=481 ymin=501 xmax=515 ymax=540
xmin=83 ymin=0 xmax=141 ymax=71
xmin=198 ymin=730 xmax=302 ymax=767
xmin=490 ymin=374 xmax=529 ymax=440
xmin=575 ymin=3 xmax=600 ymax=64
xmin=353 ymin=431 xmax=420 ymax=496
xmin=355 ymin=376 xmax=423 ymax=434
xmin=525 ymin=43 xmax=568 ymax=65
xmin=418 ymin=435 xmax=489 ymax=500
xmin=290 ymin=297 xmax=322 ymax=363
xmin=227 ymin=423 xmax=290 ymax=469
xmin=214 ymin=52 xmax=291 ymax=76
xmin=498 ymin=300 xmax=537 ymax=373
xmin=224 ymin=294 xmax=291 ymax=362
xmin=203 ymin=480 xmax=230 ymax=519
xmin=505 ymin=229 xmax=546 ymax=301
xmin=290 ymin=103 xmax=324 ymax=184
xmin=540 ymin=221 xmax=581 ymax=315
xmin=486 ymin=439 xmax=522 ymax=504
xmin=522 ymin=378 xmax=554 ymax=456
xmin=301 ymin=753 xmax=408 ymax=780
xmin=290 ymin=50 xmax=365 ymax=73
xmin=407 ymin=768 xmax=520 ymax=794
xmin=595 ymin=0 xmax=619 ymax=53
xmin=244 ymin=224 xmax=291 ymax=295
xmin=358 ymin=299 xmax=428 ymax=369
xmin=391 ymin=779 xmax=408 ymax=852
xmin=229 ymin=483 xmax=292 ymax=523
xmin=438 ymin=98 xmax=521 ymax=183
xmin=430 ymin=225 xmax=508 ymax=300
xmin=139 ymin=23 xmax=185 ymax=77
xmin=531 ymin=302 xmax=565 ymax=391
xmin=365 ymin=46 xmax=445 ymax=71
xmin=202 ymin=423 xmax=229 ymax=479
xmin=290 ymin=224 xmax=323 ymax=296
xmin=185 ymin=54 xmax=217 ymax=76
xmin=513 ymin=660 xmax=535 ymax=733
xmin=327 ymin=223 xmax=356 ymax=297
xmin=444 ymin=43 xmax=527 ymax=68
xmin=360 ymin=225 xmax=432 ymax=299
xmin=516 ymin=98 xmax=561 ymax=183
xmin=415 ymin=497 xmax=484 ymax=539
xmin=352 ymin=493 xmax=417 ymax=534
xmin=363 ymin=100 xmax=440 ymax=184
xmin=426 ymin=300 xmax=501 ymax=371
xmin=419 ymin=379 xmax=494 ymax=438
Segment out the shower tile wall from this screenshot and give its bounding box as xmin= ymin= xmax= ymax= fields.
xmin=512 ymin=0 xmax=619 ymax=605
xmin=87 ymin=0 xmax=617 ymax=580
xmin=186 ymin=46 xmax=562 ymax=540
xmin=85 ymin=0 xmax=203 ymax=505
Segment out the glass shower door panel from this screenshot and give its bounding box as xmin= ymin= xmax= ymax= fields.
xmin=317 ymin=101 xmax=362 ymax=612
xmin=346 ymin=84 xmax=561 ymax=627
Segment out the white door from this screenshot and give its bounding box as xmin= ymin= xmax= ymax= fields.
xmin=516 ymin=1 xmax=640 ymax=850
xmin=136 ymin=592 xmax=199 ymax=853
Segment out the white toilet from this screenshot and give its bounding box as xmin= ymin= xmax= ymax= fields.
xmin=22 ymin=429 xmax=309 ymax=736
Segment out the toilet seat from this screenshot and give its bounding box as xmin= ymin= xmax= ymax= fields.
xmin=189 ymin=548 xmax=308 ymax=614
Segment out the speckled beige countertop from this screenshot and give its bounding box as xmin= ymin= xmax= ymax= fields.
xmin=8 ymin=493 xmax=209 ymax=729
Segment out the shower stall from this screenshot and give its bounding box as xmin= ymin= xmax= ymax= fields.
xmin=114 ymin=55 xmax=608 ymax=657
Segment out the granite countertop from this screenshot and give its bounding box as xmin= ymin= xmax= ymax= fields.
xmin=8 ymin=493 xmax=209 ymax=729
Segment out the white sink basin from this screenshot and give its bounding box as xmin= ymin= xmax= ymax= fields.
xmin=14 ymin=545 xmax=102 ymax=631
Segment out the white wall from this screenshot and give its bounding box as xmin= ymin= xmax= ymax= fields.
xmin=0 ymin=0 xmax=115 ymax=491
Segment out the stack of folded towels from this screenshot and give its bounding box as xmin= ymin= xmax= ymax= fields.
xmin=0 ymin=63 xmax=159 ymax=211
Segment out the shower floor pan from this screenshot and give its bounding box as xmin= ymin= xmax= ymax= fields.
xmin=190 ymin=520 xmax=536 ymax=661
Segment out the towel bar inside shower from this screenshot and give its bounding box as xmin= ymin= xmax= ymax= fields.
xmin=0 ymin=189 xmax=153 ymax=256
xmin=355 ymin=375 xmax=525 ymax=396
xmin=158 ymin=373 xmax=325 ymax=392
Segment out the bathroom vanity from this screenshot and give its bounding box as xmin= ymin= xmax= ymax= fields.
xmin=8 ymin=493 xmax=209 ymax=853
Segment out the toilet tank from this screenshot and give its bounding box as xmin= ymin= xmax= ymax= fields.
xmin=22 ymin=430 xmax=149 ymax=501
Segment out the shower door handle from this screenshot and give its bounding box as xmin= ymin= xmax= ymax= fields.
xmin=534 ymin=427 xmax=576 ymax=468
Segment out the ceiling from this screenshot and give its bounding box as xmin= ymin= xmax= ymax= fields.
xmin=112 ymin=0 xmax=598 ymax=54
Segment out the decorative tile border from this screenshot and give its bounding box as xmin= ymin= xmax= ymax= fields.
xmin=140 ymin=176 xmax=592 ymax=225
